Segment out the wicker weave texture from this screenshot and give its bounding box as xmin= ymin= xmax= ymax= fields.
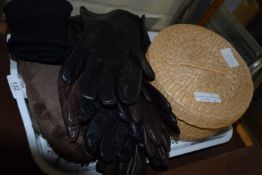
xmin=147 ymin=24 xmax=253 ymax=140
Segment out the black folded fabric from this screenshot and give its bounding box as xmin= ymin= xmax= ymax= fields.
xmin=10 ymin=42 xmax=70 ymax=64
xmin=3 ymin=0 xmax=73 ymax=64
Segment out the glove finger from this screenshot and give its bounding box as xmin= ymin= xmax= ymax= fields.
xmin=142 ymin=126 xmax=156 ymax=158
xmin=79 ymin=97 xmax=101 ymax=122
xmin=130 ymin=48 xmax=155 ymax=81
xmin=63 ymin=81 xmax=80 ymax=132
xmin=103 ymin=156 xmax=145 ymax=175
xmin=115 ymin=121 xmax=134 ymax=161
xmin=99 ymin=63 xmax=118 ymax=105
xmin=126 ymin=146 xmax=147 ymax=175
xmin=160 ymin=125 xmax=171 ymax=152
xmin=141 ymin=81 xmax=180 ymax=135
xmin=149 ymin=155 xmax=167 ymax=171
xmin=98 ymin=109 xmax=122 ymax=161
xmin=149 ymin=146 xmax=168 ymax=171
xmin=84 ymin=108 xmax=110 ymax=154
xmin=130 ymin=15 xmax=155 ymax=81
xmin=142 ymin=98 xmax=162 ymax=146
xmin=80 ymin=6 xmax=100 ymax=24
xmin=129 ymin=95 xmax=143 ymax=124
xmin=69 ymin=15 xmax=84 ymax=41
xmin=67 ymin=125 xmax=80 ymax=142
xmin=64 ymin=101 xmax=80 ymax=142
xmin=157 ymin=145 xmax=168 ymax=161
xmin=118 ymin=137 xmax=135 ymax=162
xmin=100 ymin=119 xmax=122 ymax=162
xmin=80 ymin=57 xmax=102 ymax=101
xmin=118 ymin=102 xmax=131 ymax=122
xmin=61 ymin=33 xmax=89 ymax=84
xmin=129 ymin=122 xmax=142 ymax=141
xmin=58 ymin=77 xmax=80 ymax=142
xmin=162 ymin=112 xmax=180 ymax=135
xmin=116 ymin=102 xmax=141 ymax=141
xmin=117 ymin=56 xmax=142 ymax=105
xmin=139 ymin=15 xmax=151 ymax=53
xmin=141 ymin=81 xmax=171 ymax=114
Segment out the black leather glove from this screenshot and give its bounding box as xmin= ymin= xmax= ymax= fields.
xmin=83 ymin=103 xmax=140 ymax=163
xmin=61 ymin=6 xmax=155 ymax=105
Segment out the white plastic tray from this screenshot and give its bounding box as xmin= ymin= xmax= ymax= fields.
xmin=6 ymin=32 xmax=233 ymax=175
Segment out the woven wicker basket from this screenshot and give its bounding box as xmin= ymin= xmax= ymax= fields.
xmin=147 ymin=24 xmax=253 ymax=141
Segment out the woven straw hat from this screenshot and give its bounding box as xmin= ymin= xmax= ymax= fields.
xmin=147 ymin=24 xmax=253 ymax=141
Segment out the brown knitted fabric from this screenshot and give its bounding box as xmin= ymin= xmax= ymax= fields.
xmin=19 ymin=60 xmax=94 ymax=163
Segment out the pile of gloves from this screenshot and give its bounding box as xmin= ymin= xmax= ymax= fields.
xmin=4 ymin=0 xmax=180 ymax=174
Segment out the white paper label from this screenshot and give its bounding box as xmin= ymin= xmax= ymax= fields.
xmin=220 ymin=48 xmax=239 ymax=68
xmin=7 ymin=75 xmax=24 ymax=99
xmin=6 ymin=34 xmax=11 ymax=42
xmin=194 ymin=92 xmax=221 ymax=103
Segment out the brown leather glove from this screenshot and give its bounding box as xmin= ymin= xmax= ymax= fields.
xmin=130 ymin=81 xmax=180 ymax=170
